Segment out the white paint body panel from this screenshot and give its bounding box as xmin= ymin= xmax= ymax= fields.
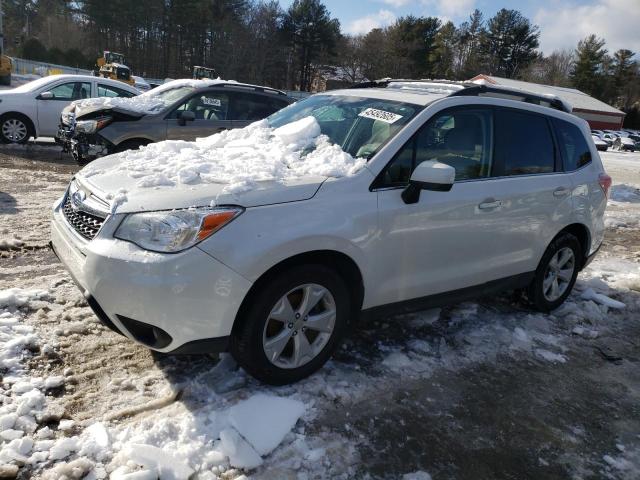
xmin=51 ymin=93 xmax=608 ymax=352
xmin=0 ymin=75 xmax=139 ymax=137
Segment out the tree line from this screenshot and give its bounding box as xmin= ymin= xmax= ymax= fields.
xmin=4 ymin=0 xmax=640 ymax=126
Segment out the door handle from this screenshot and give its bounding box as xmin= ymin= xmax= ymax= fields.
xmin=553 ymin=187 xmax=570 ymax=197
xmin=478 ymin=199 xmax=502 ymax=210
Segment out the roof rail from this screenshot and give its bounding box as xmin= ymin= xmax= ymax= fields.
xmin=220 ymin=83 xmax=288 ymax=97
xmin=449 ymin=84 xmax=572 ymax=113
xmin=349 ymin=78 xmax=573 ymax=113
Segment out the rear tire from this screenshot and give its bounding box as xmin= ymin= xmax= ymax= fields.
xmin=0 ymin=75 xmax=10 ymax=86
xmin=526 ymin=232 xmax=582 ymax=312
xmin=229 ymin=264 xmax=351 ymax=385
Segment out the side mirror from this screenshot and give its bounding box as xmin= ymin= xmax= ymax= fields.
xmin=178 ymin=110 xmax=195 ymax=126
xmin=401 ymin=161 xmax=455 ymax=205
xmin=38 ymin=91 xmax=54 ymax=100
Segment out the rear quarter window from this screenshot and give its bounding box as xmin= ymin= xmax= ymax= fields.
xmin=553 ymin=118 xmax=592 ymax=171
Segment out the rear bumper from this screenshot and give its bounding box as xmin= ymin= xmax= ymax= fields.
xmin=50 ymin=202 xmax=250 ymax=354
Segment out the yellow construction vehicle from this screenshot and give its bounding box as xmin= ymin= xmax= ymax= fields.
xmin=193 ymin=65 xmax=217 ymax=80
xmin=96 ymin=51 xmax=134 ymax=86
xmin=0 ymin=54 xmax=10 ymax=86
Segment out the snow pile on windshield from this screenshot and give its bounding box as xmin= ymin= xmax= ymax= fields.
xmin=83 ymin=116 xmax=366 ymax=195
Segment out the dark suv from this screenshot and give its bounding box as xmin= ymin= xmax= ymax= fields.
xmin=57 ymin=80 xmax=294 ymax=164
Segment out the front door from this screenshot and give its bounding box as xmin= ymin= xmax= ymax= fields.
xmin=166 ymin=91 xmax=233 ymax=141
xmin=36 ymin=81 xmax=91 ymax=136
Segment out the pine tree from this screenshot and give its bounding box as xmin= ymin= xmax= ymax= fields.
xmin=482 ymin=9 xmax=539 ymax=78
xmin=570 ymin=35 xmax=607 ymax=97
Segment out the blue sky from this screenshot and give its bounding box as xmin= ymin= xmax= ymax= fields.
xmin=277 ymin=0 xmax=640 ymax=54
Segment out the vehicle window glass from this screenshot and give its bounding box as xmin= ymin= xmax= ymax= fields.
xmin=268 ymin=95 xmax=419 ymax=159
xmin=380 ymin=107 xmax=493 ymax=186
xmin=494 ymin=109 xmax=555 ymax=176
xmin=170 ymin=92 xmax=229 ymax=120
xmin=98 ymin=83 xmax=136 ymax=98
xmin=553 ymin=119 xmax=592 ymax=171
xmin=48 ymin=82 xmax=91 ymax=100
xmin=230 ymin=93 xmax=286 ymax=121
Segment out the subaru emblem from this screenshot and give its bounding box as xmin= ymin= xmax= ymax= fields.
xmin=71 ymin=190 xmax=86 ymax=210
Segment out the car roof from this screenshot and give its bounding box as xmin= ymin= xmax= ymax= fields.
xmin=322 ymin=87 xmax=449 ymax=106
xmin=324 ymin=79 xmax=573 ymax=113
xmin=155 ymin=78 xmax=289 ymax=98
xmin=11 ymin=74 xmax=140 ymax=93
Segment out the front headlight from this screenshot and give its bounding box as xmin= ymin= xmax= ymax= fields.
xmin=75 ymin=116 xmax=112 ymax=134
xmin=114 ymin=207 xmax=243 ymax=253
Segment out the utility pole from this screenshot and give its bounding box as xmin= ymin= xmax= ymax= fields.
xmin=0 ymin=0 xmax=4 ymax=56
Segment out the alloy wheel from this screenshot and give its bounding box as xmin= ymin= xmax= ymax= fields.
xmin=262 ymin=283 xmax=336 ymax=369
xmin=542 ymin=247 xmax=575 ymax=302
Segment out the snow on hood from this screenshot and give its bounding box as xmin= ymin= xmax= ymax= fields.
xmin=78 ymin=116 xmax=366 ymax=213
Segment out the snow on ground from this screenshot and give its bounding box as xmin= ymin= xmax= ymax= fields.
xmin=0 ymin=149 xmax=639 ymax=479
xmin=80 ymin=116 xmax=365 ymax=205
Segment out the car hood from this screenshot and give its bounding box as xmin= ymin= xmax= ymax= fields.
xmin=73 ymin=102 xmax=146 ymax=119
xmin=75 ymin=154 xmax=327 ymax=213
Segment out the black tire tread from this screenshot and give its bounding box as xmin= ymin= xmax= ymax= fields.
xmin=526 ymin=232 xmax=582 ymax=312
xmin=229 ymin=264 xmax=350 ymax=385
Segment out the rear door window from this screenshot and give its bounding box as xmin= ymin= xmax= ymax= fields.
xmin=98 ymin=83 xmax=136 ymax=98
xmin=553 ymin=119 xmax=592 ymax=171
xmin=494 ymin=109 xmax=555 ymax=176
xmin=229 ymin=92 xmax=287 ymax=121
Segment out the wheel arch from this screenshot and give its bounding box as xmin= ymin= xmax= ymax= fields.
xmin=232 ymin=250 xmax=365 ymax=335
xmin=554 ymin=223 xmax=591 ymax=268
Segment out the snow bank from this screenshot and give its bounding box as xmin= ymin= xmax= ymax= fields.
xmin=610 ymin=184 xmax=640 ymax=203
xmin=0 ymin=288 xmax=49 ymax=309
xmin=81 ymin=116 xmax=366 ymax=197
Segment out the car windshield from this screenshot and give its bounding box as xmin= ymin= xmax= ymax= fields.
xmin=268 ymin=94 xmax=420 ymax=159
xmin=141 ymin=86 xmax=194 ymax=106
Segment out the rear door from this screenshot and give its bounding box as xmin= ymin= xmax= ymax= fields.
xmin=165 ymin=90 xmax=234 ymax=140
xmin=484 ymin=107 xmax=575 ymax=274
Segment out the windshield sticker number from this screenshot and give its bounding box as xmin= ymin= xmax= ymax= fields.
xmin=358 ymin=108 xmax=402 ymax=124
xmin=202 ymin=96 xmax=222 ymax=107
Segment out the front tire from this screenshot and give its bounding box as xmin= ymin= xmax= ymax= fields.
xmin=527 ymin=233 xmax=582 ymax=312
xmin=229 ymin=265 xmax=351 ymax=385
xmin=0 ymin=114 xmax=31 ymax=144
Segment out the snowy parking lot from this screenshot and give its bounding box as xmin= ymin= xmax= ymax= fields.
xmin=1 ymin=145 xmax=640 ymax=479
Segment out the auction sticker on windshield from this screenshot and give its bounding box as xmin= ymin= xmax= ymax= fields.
xmin=358 ymin=108 xmax=403 ymax=124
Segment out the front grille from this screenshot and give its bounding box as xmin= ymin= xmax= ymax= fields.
xmin=62 ymin=196 xmax=106 ymax=240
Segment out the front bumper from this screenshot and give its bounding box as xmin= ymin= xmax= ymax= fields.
xmin=56 ymin=124 xmax=112 ymax=164
xmin=50 ymin=199 xmax=252 ymax=354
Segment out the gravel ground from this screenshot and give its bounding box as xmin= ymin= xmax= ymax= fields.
xmin=1 ymin=145 xmax=639 ymax=479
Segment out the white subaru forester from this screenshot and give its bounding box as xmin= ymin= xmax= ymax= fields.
xmin=51 ymin=81 xmax=610 ymax=385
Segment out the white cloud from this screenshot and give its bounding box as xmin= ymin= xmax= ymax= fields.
xmin=346 ymin=9 xmax=397 ymax=35
xmin=422 ymin=0 xmax=476 ymax=19
xmin=378 ymin=0 xmax=412 ymax=6
xmin=535 ymin=0 xmax=640 ymax=54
